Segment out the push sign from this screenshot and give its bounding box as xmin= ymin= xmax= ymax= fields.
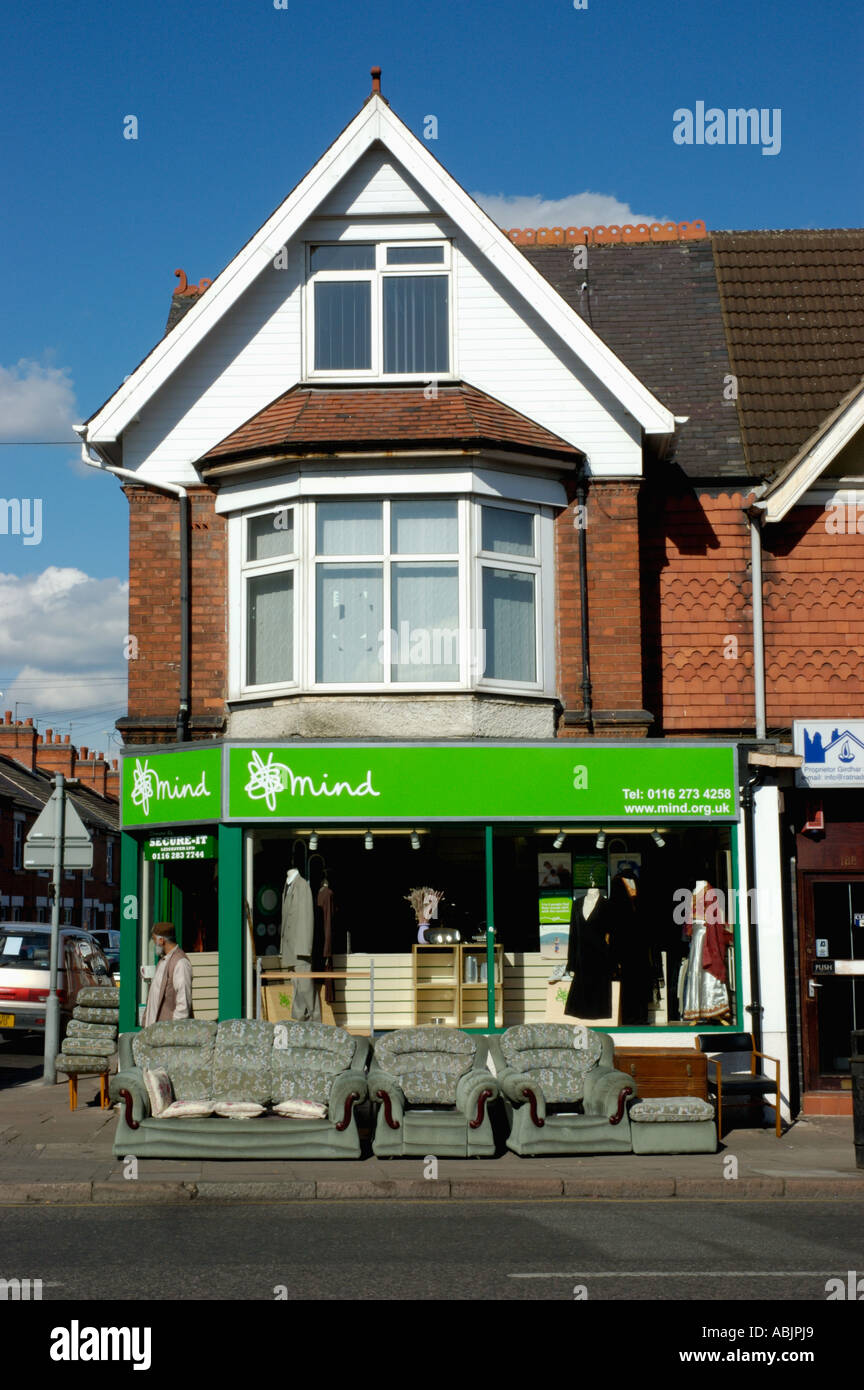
xmin=813 ymin=958 xmax=836 ymax=976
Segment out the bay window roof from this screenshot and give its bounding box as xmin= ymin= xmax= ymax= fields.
xmin=199 ymin=382 xmax=584 ymax=470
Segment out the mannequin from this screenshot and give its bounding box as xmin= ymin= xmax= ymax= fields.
xmin=679 ymin=879 xmax=733 ymax=1022
xmin=612 ymin=870 xmax=658 ymax=1024
xmin=280 ymin=865 xmax=319 ymax=1021
xmin=564 ymin=887 xmax=614 ymax=1019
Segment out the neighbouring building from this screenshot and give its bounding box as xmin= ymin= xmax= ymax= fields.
xmin=76 ymin=70 xmax=864 ymax=1121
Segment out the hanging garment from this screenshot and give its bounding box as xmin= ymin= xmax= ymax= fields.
xmin=610 ymin=874 xmax=658 ymax=1025
xmin=317 ymin=882 xmax=336 ymax=1004
xmin=564 ymin=893 xmax=614 ymax=1019
xmin=680 ymin=883 xmax=733 ymax=1022
xmin=280 ymin=869 xmax=319 ymax=1021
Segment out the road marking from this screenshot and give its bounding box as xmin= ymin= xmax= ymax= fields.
xmin=509 ymin=1270 xmax=839 ymax=1279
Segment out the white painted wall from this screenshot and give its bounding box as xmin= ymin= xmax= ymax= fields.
xmin=121 ymin=147 xmax=644 ymax=487
xmin=752 ymin=783 xmax=792 ymax=1119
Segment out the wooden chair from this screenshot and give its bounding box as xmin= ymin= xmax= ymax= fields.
xmin=67 ymin=1070 xmax=111 ymax=1112
xmin=695 ymin=1032 xmax=782 ymax=1137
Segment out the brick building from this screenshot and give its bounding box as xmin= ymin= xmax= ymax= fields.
xmin=77 ymin=72 xmax=864 ymax=1118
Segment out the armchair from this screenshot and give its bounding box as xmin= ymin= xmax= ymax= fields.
xmin=695 ymin=1032 xmax=782 ymax=1137
xmin=488 ymin=1024 xmax=634 ymax=1155
xmin=368 ymin=1027 xmax=497 ymax=1157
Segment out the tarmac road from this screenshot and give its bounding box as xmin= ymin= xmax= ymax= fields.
xmin=3 ymin=1199 xmax=863 ymax=1301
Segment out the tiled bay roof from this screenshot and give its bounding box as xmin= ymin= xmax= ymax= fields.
xmin=201 ymin=383 xmax=583 ymax=464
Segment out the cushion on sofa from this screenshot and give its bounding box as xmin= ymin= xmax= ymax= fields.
xmin=143 ymin=1067 xmax=174 ymax=1117
xmin=158 ymin=1099 xmax=217 ymax=1119
xmin=373 ymin=1028 xmax=477 ymax=1104
xmin=76 ymin=987 xmax=121 ymax=1008
xmin=499 ymin=1024 xmax=603 ymax=1102
xmin=629 ymin=1097 xmax=716 ymax=1123
xmin=211 ymin=1020 xmax=276 ymax=1104
xmin=213 ymin=1100 xmax=267 ymax=1119
xmin=270 ymin=1021 xmax=356 ymax=1104
xmin=273 ymin=1098 xmax=328 ymax=1119
xmin=133 ymin=1020 xmax=218 ymax=1102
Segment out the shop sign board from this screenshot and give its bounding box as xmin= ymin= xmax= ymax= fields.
xmin=143 ymin=834 xmax=217 ymax=862
xmin=120 ymin=742 xmax=739 ymax=827
xmin=226 ymin=742 xmax=739 ymax=823
xmin=122 ymin=748 xmax=222 ymax=827
xmin=793 ymin=720 xmax=864 ymax=788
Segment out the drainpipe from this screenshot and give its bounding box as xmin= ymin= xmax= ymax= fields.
xmin=576 ymin=467 xmax=593 ymax=729
xmin=741 ymin=769 xmax=764 ymax=1052
xmin=749 ymin=513 xmax=767 ymax=741
xmin=73 ymin=429 xmax=190 ymax=744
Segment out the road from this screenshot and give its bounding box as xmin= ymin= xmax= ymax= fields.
xmin=2 ymin=1199 xmax=862 ymax=1301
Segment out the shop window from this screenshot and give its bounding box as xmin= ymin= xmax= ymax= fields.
xmin=236 ymin=497 xmax=547 ymax=693
xmin=307 ymin=243 xmax=450 ymax=377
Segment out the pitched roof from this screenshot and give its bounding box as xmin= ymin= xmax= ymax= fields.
xmin=0 ymin=755 xmax=119 ymax=833
xmin=524 ymin=242 xmax=748 ymax=480
xmin=200 ymin=382 xmax=584 ymax=466
xmin=711 ymin=229 xmax=864 ymax=476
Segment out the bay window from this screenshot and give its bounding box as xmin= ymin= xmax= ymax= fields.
xmin=308 ymin=243 xmax=450 ymax=377
xmin=236 ymin=496 xmax=549 ymax=695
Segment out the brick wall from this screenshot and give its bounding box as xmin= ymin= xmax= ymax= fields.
xmin=124 ymin=486 xmax=227 ymax=741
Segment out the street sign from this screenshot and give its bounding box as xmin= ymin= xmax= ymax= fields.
xmin=24 ymin=795 xmax=93 ymax=870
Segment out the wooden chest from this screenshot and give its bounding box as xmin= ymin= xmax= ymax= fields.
xmin=613 ymin=1047 xmax=708 ymax=1101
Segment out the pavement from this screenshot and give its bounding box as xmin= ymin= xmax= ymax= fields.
xmin=1 ymin=1072 xmax=863 ymax=1203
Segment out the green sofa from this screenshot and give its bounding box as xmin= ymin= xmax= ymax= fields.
xmin=488 ymin=1024 xmax=635 ymax=1155
xmin=110 ymin=1018 xmax=369 ymax=1158
xmin=368 ymin=1027 xmax=498 ymax=1157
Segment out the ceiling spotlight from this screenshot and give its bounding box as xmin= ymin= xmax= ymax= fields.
xmin=410 ymin=829 xmax=420 ymax=850
xmin=309 ymin=831 xmax=318 ymax=850
xmin=364 ymin=830 xmax=374 ymax=851
xmin=595 ymin=830 xmax=606 ymax=850
xmin=553 ymin=831 xmax=566 ymax=850
xmin=651 ymin=829 xmax=666 ymax=848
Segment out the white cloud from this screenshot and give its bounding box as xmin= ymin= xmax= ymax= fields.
xmin=472 ymin=191 xmax=666 ymax=231
xmin=0 ymin=567 xmax=128 ymax=722
xmin=0 ymin=359 xmax=79 ymax=441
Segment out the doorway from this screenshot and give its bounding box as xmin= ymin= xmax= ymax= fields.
xmin=800 ymin=876 xmax=864 ymax=1090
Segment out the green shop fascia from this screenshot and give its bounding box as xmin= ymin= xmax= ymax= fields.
xmin=118 ymin=740 xmax=742 ymax=1037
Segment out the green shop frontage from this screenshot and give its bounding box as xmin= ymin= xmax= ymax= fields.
xmin=118 ymin=740 xmax=743 ymax=1042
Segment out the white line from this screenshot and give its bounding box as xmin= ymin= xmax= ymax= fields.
xmin=508 ymin=1271 xmax=838 ymax=1279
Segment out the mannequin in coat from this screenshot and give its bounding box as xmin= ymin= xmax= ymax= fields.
xmin=280 ymin=867 xmax=319 ymax=1021
xmin=564 ymin=888 xmax=614 ymax=1020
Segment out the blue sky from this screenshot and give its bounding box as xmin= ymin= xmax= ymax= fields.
xmin=0 ymin=0 xmax=862 ymax=753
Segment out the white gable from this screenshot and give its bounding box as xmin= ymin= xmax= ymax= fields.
xmin=317 ymin=144 xmax=440 ymax=217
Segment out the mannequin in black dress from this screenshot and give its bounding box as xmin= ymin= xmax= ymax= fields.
xmin=564 ymin=886 xmax=614 ymax=1019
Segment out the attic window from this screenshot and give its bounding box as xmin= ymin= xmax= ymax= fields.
xmin=307 ymin=243 xmax=450 ymax=377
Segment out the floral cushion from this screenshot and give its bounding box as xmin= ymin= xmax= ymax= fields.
xmin=213 ymin=1100 xmax=266 ymax=1118
xmin=143 ymin=1067 xmax=174 ymax=1117
xmin=133 ymin=1020 xmax=218 ymax=1102
xmin=273 ymin=1098 xmax=328 ymax=1119
xmin=61 ymin=1038 xmax=116 ymax=1057
xmin=373 ymin=1028 xmax=477 ymax=1104
xmin=73 ymin=1006 xmax=120 ymax=1025
xmin=270 ymin=1022 xmax=355 ymax=1105
xmin=55 ymin=1054 xmax=115 ymax=1074
xmin=67 ymin=1020 xmax=117 ymax=1039
xmin=158 ymin=1099 xmax=216 ymax=1119
xmin=629 ymin=1097 xmax=715 ymax=1123
xmin=76 ymin=987 xmax=121 ymax=1008
xmin=211 ymin=1020 xmax=275 ymax=1104
xmin=499 ymin=1024 xmax=603 ymax=1101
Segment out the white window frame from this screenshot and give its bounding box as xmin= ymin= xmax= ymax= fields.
xmin=304 ymin=241 xmax=455 ymax=381
xmin=230 ymin=495 xmax=552 ymax=699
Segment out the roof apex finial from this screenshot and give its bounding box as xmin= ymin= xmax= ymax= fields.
xmin=370 ymin=65 xmax=382 ymax=96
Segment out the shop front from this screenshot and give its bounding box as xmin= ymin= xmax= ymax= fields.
xmin=118 ymin=740 xmax=745 ymax=1050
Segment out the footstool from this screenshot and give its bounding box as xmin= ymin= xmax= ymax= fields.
xmin=628 ymin=1095 xmax=717 ymax=1154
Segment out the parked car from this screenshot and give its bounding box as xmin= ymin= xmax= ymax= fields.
xmin=88 ymin=928 xmax=121 ymax=981
xmin=0 ymin=923 xmax=114 ymax=1041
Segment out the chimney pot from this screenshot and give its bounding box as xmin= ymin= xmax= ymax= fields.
xmin=64 ymin=735 xmax=70 ymax=744
xmin=371 ymin=65 xmax=382 ymax=95
xmin=25 ymin=718 xmax=33 ymax=727
xmin=81 ymin=746 xmax=89 ymax=759
xmin=46 ymin=729 xmax=53 ymax=741
xmin=4 ymin=711 xmax=11 ymax=724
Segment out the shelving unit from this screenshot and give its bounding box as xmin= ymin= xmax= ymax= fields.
xmin=411 ymin=943 xmax=503 ymax=1027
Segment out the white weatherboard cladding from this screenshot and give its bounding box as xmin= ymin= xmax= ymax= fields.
xmin=316 ymin=143 xmax=440 ymax=216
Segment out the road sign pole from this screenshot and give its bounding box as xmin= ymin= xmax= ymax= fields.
xmin=43 ymin=775 xmax=66 ymax=1086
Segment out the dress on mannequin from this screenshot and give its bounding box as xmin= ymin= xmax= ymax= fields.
xmin=679 ymin=881 xmax=733 ymax=1022
xmin=564 ymin=889 xmax=614 ymax=1019
xmin=612 ymin=873 xmax=658 ymax=1024
xmin=280 ymin=867 xmax=319 ymax=1021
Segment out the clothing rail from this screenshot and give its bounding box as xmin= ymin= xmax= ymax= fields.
xmin=255 ymin=960 xmax=375 ymax=1037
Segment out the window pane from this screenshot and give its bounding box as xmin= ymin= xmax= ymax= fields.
xmin=316 ymin=501 xmax=382 ymax=555
xmin=247 ymin=572 xmax=294 ymax=686
xmin=386 ymin=245 xmax=445 ymax=265
xmin=314 ymin=281 xmax=371 ymax=369
xmin=482 ymin=506 xmax=534 ymax=556
xmin=391 ymin=500 xmax=458 ymax=554
xmin=310 ymin=244 xmax=375 ymax=270
xmin=383 ymin=276 xmax=449 ymax=373
xmin=316 ymin=564 xmax=384 ymax=683
xmin=482 ymin=568 xmax=536 ymax=682
xmin=248 ymin=510 xmax=294 ymax=561
xmin=391 ymin=563 xmax=459 ymax=682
